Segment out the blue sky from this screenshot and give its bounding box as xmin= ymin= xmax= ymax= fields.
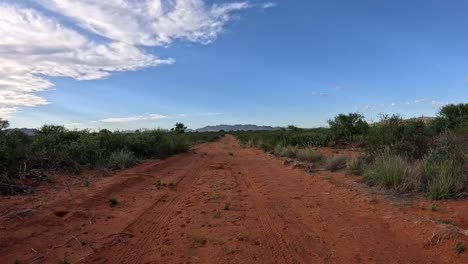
xmin=1 ymin=0 xmax=467 ymax=130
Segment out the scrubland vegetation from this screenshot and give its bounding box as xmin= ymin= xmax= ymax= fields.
xmin=236 ymin=103 xmax=468 ymax=200
xmin=0 ymin=123 xmax=223 ymax=191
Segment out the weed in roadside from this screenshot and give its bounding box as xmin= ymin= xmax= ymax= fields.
xmin=44 ymin=174 xmax=55 ymax=183
xmin=430 ymin=203 xmax=438 ymax=211
xmin=364 ymin=150 xmax=409 ymax=190
xmin=108 ymin=197 xmax=119 ymax=207
xmin=80 ymin=178 xmax=90 ymax=187
xmin=456 ymin=242 xmax=465 ymax=254
xmin=436 ymin=218 xmax=453 ymax=225
xmin=168 ymin=182 xmax=175 ymax=189
xmin=228 ymin=152 xmax=234 ymax=156
xmin=346 ymin=156 xmax=366 ymax=176
xmin=326 ymin=155 xmax=348 ymax=171
xmin=223 ymin=247 xmax=239 ymax=255
xmin=236 ymin=234 xmax=249 ymax=241
xmin=223 ymin=202 xmax=231 ymax=211
xmin=107 ymin=150 xmax=139 ymax=170
xmin=71 ymin=166 xmax=81 ymax=175
xmin=155 ymin=179 xmax=161 ymax=189
xmin=58 ymin=257 xmax=71 ymax=264
xmin=296 ymin=147 xmax=323 ymax=162
xmin=274 ymin=145 xmax=297 ymax=159
xmin=208 ymin=193 xmax=222 ymax=201
xmin=80 ymin=240 xmax=86 ymax=246
xmin=189 ymin=234 xmax=206 ymax=246
xmin=213 ymin=211 xmax=221 ymax=219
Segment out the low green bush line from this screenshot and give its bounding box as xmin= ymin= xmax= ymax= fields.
xmin=234 ymin=103 xmax=468 ymax=200
xmin=0 ymin=123 xmax=223 ymax=185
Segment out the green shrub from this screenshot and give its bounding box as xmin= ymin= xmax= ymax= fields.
xmin=0 ymin=124 xmax=223 ymax=185
xmin=367 ymin=115 xmax=428 ymax=159
xmin=328 ymin=113 xmax=369 ymax=145
xmin=326 ymin=155 xmax=348 ymax=171
xmin=438 ymin=103 xmax=468 ymax=130
xmin=423 ymin=132 xmax=467 ymax=199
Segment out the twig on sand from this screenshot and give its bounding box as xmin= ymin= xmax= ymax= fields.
xmin=54 ymin=237 xmax=74 ymax=248
xmin=31 ymin=255 xmax=45 ymax=263
xmin=0 ymin=209 xmax=11 ymax=217
xmin=54 ymin=235 xmax=83 ymax=250
xmin=71 ymin=235 xmax=83 ymax=251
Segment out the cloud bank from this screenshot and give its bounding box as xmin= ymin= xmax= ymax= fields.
xmin=0 ymin=0 xmax=257 ymax=117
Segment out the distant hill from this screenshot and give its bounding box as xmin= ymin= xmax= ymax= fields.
xmin=194 ymin=124 xmax=281 ymax=132
xmin=5 ymin=128 xmax=38 ymax=136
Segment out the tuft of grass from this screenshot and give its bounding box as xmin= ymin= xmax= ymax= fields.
xmin=456 ymin=242 xmax=465 ymax=254
xmin=296 ymin=147 xmax=324 ymax=162
xmin=430 ymin=203 xmax=438 ymax=212
xmin=108 ymin=197 xmax=119 ymax=207
xmin=44 ymin=174 xmax=55 ymax=183
xmin=346 ymin=156 xmax=366 ymax=176
xmin=209 ymin=238 xmax=217 ymax=245
xmin=274 ymin=144 xmax=297 ymax=159
xmin=425 ymin=160 xmax=460 ymax=200
xmin=107 ymin=150 xmax=139 ymax=170
xmin=228 ymin=152 xmax=234 ymax=156
xmin=189 ymin=234 xmax=206 ymax=246
xmin=168 ymin=182 xmax=175 ymax=189
xmin=80 ymin=177 xmax=90 ymax=187
xmin=364 ymin=150 xmax=409 ymax=190
xmin=326 ymin=155 xmax=348 ymax=171
xmin=223 ymin=247 xmax=239 ymax=255
xmin=223 ymin=202 xmax=231 ymax=211
xmin=213 ymin=211 xmax=221 ymax=219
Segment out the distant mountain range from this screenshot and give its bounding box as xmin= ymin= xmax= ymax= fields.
xmin=5 ymin=128 xmax=38 ymax=136
xmin=194 ymin=124 xmax=281 ymax=132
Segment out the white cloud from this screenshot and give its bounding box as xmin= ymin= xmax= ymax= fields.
xmin=0 ymin=107 xmax=17 ymax=118
xmin=100 ymin=116 xmax=148 ymax=123
xmin=0 ymin=3 xmax=172 ymax=117
xmin=261 ymin=2 xmax=277 ymax=9
xmin=149 ymin=114 xmax=168 ymax=120
xmin=0 ymin=1 xmax=255 ymax=118
xmin=64 ymin=122 xmax=83 ymax=128
xmin=431 ymin=100 xmax=445 ymax=107
xmin=38 ymin=0 xmax=250 ymax=46
xmin=319 ymin=92 xmax=329 ymax=97
xmin=100 ymin=113 xmax=169 ymax=123
xmin=414 ymin=98 xmax=426 ymax=103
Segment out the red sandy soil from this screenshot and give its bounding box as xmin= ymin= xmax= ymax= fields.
xmin=1 ymin=135 xmax=467 ymax=264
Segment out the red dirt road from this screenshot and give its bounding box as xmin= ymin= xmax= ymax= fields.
xmin=1 ymin=135 xmax=467 ymax=263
